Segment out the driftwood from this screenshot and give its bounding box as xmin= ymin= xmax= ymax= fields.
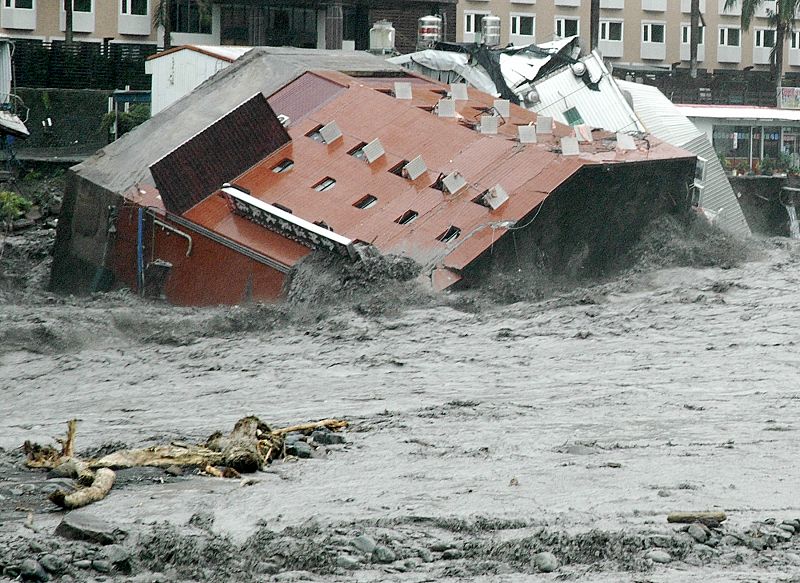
xmin=667 ymin=511 xmax=727 ymax=526
xmin=23 ymin=416 xmax=348 ymax=509
xmin=49 ymin=468 xmax=116 ymax=510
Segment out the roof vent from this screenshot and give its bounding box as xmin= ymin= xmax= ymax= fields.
xmin=277 ymin=114 xmax=291 ymax=127
xmin=394 ymin=82 xmax=413 ymax=100
xmin=574 ymin=124 xmax=593 ymax=143
xmin=480 ymin=184 xmax=509 ymax=210
xmin=480 ymin=115 xmax=498 ymax=134
xmin=403 ymin=155 xmax=427 ymax=180
xmin=616 ymin=132 xmax=637 ymax=151
xmin=493 ymin=99 xmax=510 ymax=118
xmin=518 ymin=124 xmax=537 ymax=143
xmin=561 ymin=136 xmax=580 ymax=156
xmin=362 ymin=138 xmax=385 ymax=163
xmin=536 ymin=116 xmax=553 ymax=135
xmin=319 ymin=121 xmax=343 ymax=144
xmin=442 ymin=171 xmax=467 ymax=195
xmin=437 ymin=98 xmax=456 ymax=118
xmin=450 ymin=83 xmax=469 ymax=101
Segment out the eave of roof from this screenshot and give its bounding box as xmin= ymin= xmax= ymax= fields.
xmin=145 ymin=44 xmax=252 ymax=63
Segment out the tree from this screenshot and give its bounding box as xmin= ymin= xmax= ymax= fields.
xmin=64 ymin=0 xmax=74 ymax=46
xmin=690 ymin=0 xmax=700 ymax=78
xmin=724 ymin=0 xmax=800 ymax=89
xmin=153 ymin=0 xmax=212 ymax=51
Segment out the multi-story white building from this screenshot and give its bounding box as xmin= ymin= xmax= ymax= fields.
xmin=457 ymin=0 xmax=800 ymax=72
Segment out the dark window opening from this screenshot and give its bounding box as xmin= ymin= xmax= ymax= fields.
xmin=437 ymin=226 xmax=461 ymax=243
xmin=395 ymin=210 xmax=418 ymax=225
xmin=389 ymin=160 xmax=409 ymax=177
xmin=564 ymin=107 xmax=584 ymax=126
xmin=65 ymin=0 xmax=91 ymax=12
xmin=170 ymin=0 xmax=212 ymax=34
xmin=273 ymin=203 xmax=293 ymax=214
xmin=376 ymin=88 xmax=393 ymax=96
xmin=417 ymin=105 xmax=436 ymax=113
xmin=353 ymin=194 xmax=378 ymax=209
xmin=313 ymin=177 xmax=336 ymax=191
xmin=349 ymin=142 xmax=368 ymax=160
xmin=306 ymin=125 xmax=325 ymax=143
xmin=472 ymin=191 xmax=491 ymax=208
xmin=272 ymin=159 xmax=294 ymax=173
xmin=430 ymin=172 xmax=446 ymax=191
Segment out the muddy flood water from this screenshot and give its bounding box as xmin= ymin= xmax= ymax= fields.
xmin=2 ymin=218 xmax=800 ymax=582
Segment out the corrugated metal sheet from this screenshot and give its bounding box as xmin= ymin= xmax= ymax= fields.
xmin=618 ymin=80 xmax=702 ymax=146
xmin=531 ymin=53 xmax=644 ymax=134
xmin=150 ymin=93 xmax=290 ymax=215
xmin=619 ymin=80 xmax=751 ymax=237
xmin=266 ymin=72 xmax=347 ymax=126
xmin=676 ymin=104 xmax=800 ymax=122
xmin=0 ymin=40 xmax=11 ymax=103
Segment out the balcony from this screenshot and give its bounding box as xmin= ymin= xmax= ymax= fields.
xmin=790 ymin=48 xmax=800 ymax=67
xmin=719 ymin=0 xmax=741 ymax=16
xmin=680 ymin=0 xmax=705 ymax=12
xmin=119 ymin=12 xmax=150 ymax=36
xmin=755 ymin=1 xmax=775 ymax=18
xmin=753 ymin=45 xmax=772 ymax=65
xmin=680 ymin=42 xmax=705 ymax=62
xmin=642 ymin=0 xmax=666 ymax=11
xmin=599 ymin=39 xmax=623 ymax=57
xmin=555 ymin=0 xmax=580 ymax=6
xmin=641 ymin=41 xmax=666 ymax=60
xmin=718 ymin=44 xmax=741 ymax=63
xmin=600 ymin=0 xmax=624 ymax=8
xmin=0 ymin=4 xmax=36 ymax=30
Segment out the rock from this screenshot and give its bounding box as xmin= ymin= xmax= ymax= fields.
xmin=746 ymin=537 xmax=765 ymax=551
xmin=39 ymin=554 xmax=66 ymax=574
xmin=311 ymin=430 xmax=345 ymax=445
xmin=721 ymin=534 xmax=741 ymax=546
xmin=648 ymin=535 xmax=673 ymax=548
xmin=100 ymin=544 xmax=131 ymax=573
xmin=646 ymin=549 xmax=672 ymax=564
xmin=164 ymin=465 xmax=183 ymax=476
xmin=372 ymin=545 xmax=396 ymax=564
xmin=416 ymin=547 xmax=433 ymax=562
xmin=55 ymin=514 xmax=125 ymax=545
xmin=430 ymin=540 xmax=457 ymax=552
xmin=350 ymin=534 xmax=377 ymax=555
xmin=253 ymin=561 xmax=279 ymax=575
xmin=688 ymin=524 xmax=708 ymax=543
xmin=20 ymin=559 xmax=49 ymax=582
xmin=286 ymin=441 xmax=313 ymax=459
xmin=336 ymin=555 xmax=360 ymax=570
xmin=694 ymin=544 xmax=716 ymax=556
xmin=74 ymin=560 xmax=92 ymax=569
xmin=92 ymin=559 xmax=111 ymax=573
xmin=441 ymin=549 xmax=463 ymax=560
xmin=3 ymin=565 xmax=21 ymax=578
xmin=29 ymin=541 xmax=46 ymax=553
xmin=786 ymin=519 xmax=800 ymax=530
xmin=533 ymin=551 xmax=559 ymax=573
xmin=778 ymin=523 xmax=796 ymax=534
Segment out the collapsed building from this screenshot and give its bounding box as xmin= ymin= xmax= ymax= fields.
xmin=390 ymin=40 xmax=751 ymax=238
xmin=50 ymin=47 xmax=697 ymax=306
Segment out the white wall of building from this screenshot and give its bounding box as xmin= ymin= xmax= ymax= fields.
xmin=146 ymin=49 xmax=233 ymax=115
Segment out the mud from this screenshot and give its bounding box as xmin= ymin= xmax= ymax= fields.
xmin=3 ymin=199 xmax=800 ymax=581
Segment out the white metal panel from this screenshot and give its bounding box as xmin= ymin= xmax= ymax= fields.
xmin=618 ymin=80 xmax=703 ymax=145
xmin=150 ymin=49 xmax=238 ymax=115
xmin=0 ymin=41 xmax=11 ymax=102
xmin=531 ymin=52 xmax=644 ymax=133
xmin=675 ymin=104 xmax=800 ymax=123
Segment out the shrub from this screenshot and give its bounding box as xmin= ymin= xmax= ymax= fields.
xmin=0 ymin=190 xmax=32 ymax=225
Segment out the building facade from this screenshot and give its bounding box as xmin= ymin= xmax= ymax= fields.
xmin=456 ymin=0 xmax=800 ymax=73
xmin=0 ymin=1 xmax=455 ymax=53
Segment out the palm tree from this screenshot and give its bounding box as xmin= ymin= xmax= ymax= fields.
xmin=64 ymin=0 xmax=74 ymax=46
xmin=724 ymin=0 xmax=800 ymax=89
xmin=152 ymin=0 xmax=212 ymax=51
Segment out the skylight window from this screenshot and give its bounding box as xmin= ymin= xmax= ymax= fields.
xmin=349 ymin=142 xmax=368 ymax=160
xmin=313 ymin=177 xmax=336 ymax=192
xmin=395 ymin=210 xmax=418 ymax=225
xmin=306 ymin=125 xmax=325 ymax=143
xmin=389 ymin=160 xmax=410 ymax=177
xmin=272 ymin=159 xmax=294 ymax=173
xmin=437 ymin=226 xmax=461 ymax=243
xmin=353 ymin=194 xmax=378 ymax=209
xmin=564 ymin=107 xmax=585 ymax=126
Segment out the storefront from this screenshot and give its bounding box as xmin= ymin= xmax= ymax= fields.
xmin=678 ymin=104 xmax=800 ymax=172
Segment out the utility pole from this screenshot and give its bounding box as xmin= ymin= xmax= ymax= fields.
xmin=590 ymin=0 xmax=600 ymax=51
xmin=65 ymin=0 xmax=74 ymax=46
xmin=689 ymin=0 xmax=700 ymax=78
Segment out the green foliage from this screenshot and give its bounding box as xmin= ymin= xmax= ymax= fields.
xmin=100 ymin=104 xmax=151 ymax=139
xmin=0 ymin=191 xmax=32 ymax=225
xmin=41 ymin=91 xmax=51 ymax=112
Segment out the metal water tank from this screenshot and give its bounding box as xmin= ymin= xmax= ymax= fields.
xmin=369 ymin=20 xmax=396 ymax=54
xmin=481 ymin=15 xmax=501 ymax=47
xmin=417 ymin=15 xmax=443 ymax=50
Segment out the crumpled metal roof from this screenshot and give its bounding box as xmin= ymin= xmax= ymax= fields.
xmin=165 ymin=70 xmax=695 ymax=287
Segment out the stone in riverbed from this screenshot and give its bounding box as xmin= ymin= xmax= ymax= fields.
xmin=350 ymin=534 xmax=376 ymax=555
xmin=533 ymin=551 xmax=559 ymax=573
xmin=20 ymin=559 xmax=49 ymax=582
xmin=688 ymin=523 xmax=708 ymax=543
xmin=55 ymin=514 xmax=125 ymax=545
xmin=646 ymin=549 xmax=672 ymax=564
xmin=336 ymin=554 xmax=360 ymax=570
xmin=39 ymin=554 xmax=66 ymax=574
xmin=372 ymin=545 xmax=396 ymax=563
